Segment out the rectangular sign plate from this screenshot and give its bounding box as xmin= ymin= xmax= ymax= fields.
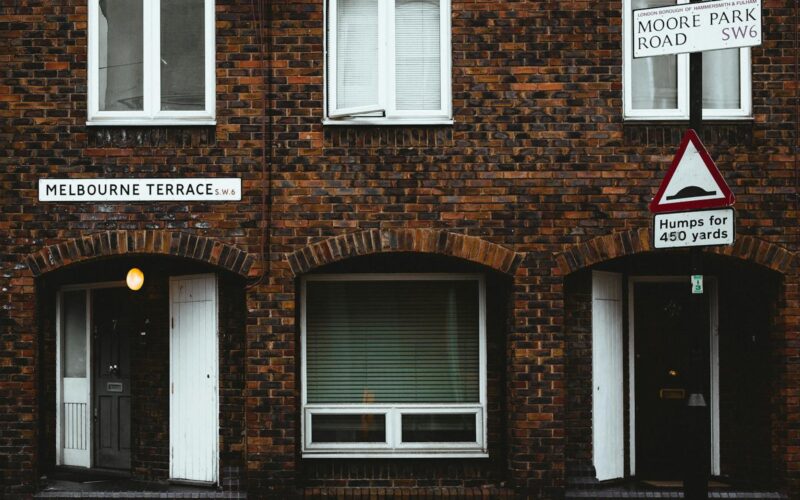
xmin=633 ymin=0 xmax=762 ymax=58
xmin=39 ymin=178 xmax=241 ymax=202
xmin=653 ymin=207 xmax=735 ymax=249
xmin=691 ymin=274 xmax=703 ymax=294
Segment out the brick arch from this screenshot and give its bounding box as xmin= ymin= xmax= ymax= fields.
xmin=286 ymin=229 xmax=522 ymax=276
xmin=554 ymin=228 xmax=797 ymax=275
xmin=24 ymin=230 xmax=258 ymax=278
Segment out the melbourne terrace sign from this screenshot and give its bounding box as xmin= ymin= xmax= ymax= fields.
xmin=633 ymin=0 xmax=761 ymax=58
xmin=39 ymin=178 xmax=242 ymax=202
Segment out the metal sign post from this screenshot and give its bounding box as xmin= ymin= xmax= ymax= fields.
xmin=684 ymin=2 xmax=708 ymax=497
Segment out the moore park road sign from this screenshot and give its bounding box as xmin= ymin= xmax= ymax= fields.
xmin=633 ymin=0 xmax=762 ymax=58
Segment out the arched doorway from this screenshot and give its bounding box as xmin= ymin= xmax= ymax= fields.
xmin=563 ymin=246 xmax=784 ymax=489
xmin=37 ymin=251 xmax=250 ymax=485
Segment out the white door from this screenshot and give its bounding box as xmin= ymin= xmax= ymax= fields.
xmin=591 ymin=271 xmax=624 ymax=481
xmin=58 ymin=289 xmax=92 ymax=468
xmin=170 ymin=274 xmax=218 ymax=483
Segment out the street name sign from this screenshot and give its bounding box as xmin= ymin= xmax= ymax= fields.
xmin=633 ymin=0 xmax=762 ymax=58
xmin=649 ymin=129 xmax=734 ymax=214
xmin=654 ymin=207 xmax=735 ymax=249
xmin=39 ymin=178 xmax=242 ymax=202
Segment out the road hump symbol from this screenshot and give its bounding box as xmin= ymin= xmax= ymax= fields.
xmin=649 ymin=129 xmax=735 ymax=213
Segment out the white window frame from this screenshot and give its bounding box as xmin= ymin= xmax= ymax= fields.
xmin=623 ymin=0 xmax=751 ymax=121
xmin=301 ymin=273 xmax=487 ymax=458
xmin=323 ymin=0 xmax=453 ymax=126
xmin=87 ymin=0 xmax=216 ymax=126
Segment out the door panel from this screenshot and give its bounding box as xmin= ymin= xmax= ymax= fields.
xmin=60 ymin=290 xmax=91 ymax=467
xmin=592 ymin=271 xmax=624 ymax=481
xmin=634 ymin=281 xmax=709 ymax=479
xmin=170 ymin=274 xmax=218 ymax=483
xmin=92 ymin=288 xmax=132 ymax=470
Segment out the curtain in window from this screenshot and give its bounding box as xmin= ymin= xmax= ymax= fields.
xmin=333 ymin=0 xmax=379 ymax=110
xmin=395 ymin=0 xmax=441 ymax=110
xmin=161 ymin=0 xmax=205 ymax=111
xmin=306 ymin=280 xmax=479 ymax=404
xmin=98 ymin=0 xmax=143 ymax=111
xmin=631 ymin=0 xmax=678 ymax=110
xmin=703 ymin=48 xmax=740 ymax=109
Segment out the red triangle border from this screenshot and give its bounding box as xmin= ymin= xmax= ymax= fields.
xmin=649 ymin=129 xmax=735 ymax=214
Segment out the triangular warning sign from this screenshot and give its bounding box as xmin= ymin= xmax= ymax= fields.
xmin=649 ymin=129 xmax=735 ymax=213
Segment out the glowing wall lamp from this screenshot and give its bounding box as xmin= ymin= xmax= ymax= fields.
xmin=126 ymin=267 xmax=144 ymax=291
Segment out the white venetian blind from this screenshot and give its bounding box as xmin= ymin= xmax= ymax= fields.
xmin=395 ymin=0 xmax=441 ymax=110
xmin=332 ymin=0 xmax=379 ymax=111
xmin=306 ymin=280 xmax=479 ymax=404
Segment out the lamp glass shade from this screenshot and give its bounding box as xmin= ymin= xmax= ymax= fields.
xmin=126 ymin=268 xmax=144 ymax=291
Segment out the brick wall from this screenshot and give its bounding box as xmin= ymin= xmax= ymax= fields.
xmin=564 ymin=271 xmax=593 ymax=485
xmin=0 ymin=0 xmax=798 ymax=498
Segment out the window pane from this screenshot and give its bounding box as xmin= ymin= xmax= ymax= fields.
xmin=630 ymin=0 xmax=677 ymax=110
xmin=311 ymin=414 xmax=386 ymax=443
xmin=703 ymin=48 xmax=740 ymax=109
xmin=98 ymin=0 xmax=144 ymax=111
xmin=161 ymin=0 xmax=206 ymax=111
xmin=395 ymin=0 xmax=441 ymax=110
xmin=334 ymin=0 xmax=379 ymax=109
xmin=63 ymin=291 xmax=87 ymax=378
xmin=402 ymin=414 xmax=477 ymax=442
xmin=306 ymin=280 xmax=480 ymax=404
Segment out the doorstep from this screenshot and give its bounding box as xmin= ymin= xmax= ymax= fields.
xmin=565 ymin=481 xmax=787 ymax=499
xmin=300 ymin=486 xmax=517 ymax=498
xmin=35 ymin=478 xmax=246 ymax=499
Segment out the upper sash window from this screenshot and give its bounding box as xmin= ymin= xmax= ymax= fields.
xmin=325 ymin=0 xmax=452 ymax=125
xmin=88 ymin=0 xmax=215 ymax=125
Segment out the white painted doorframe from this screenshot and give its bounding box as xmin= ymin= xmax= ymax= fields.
xmin=169 ymin=273 xmax=219 ymax=484
xmin=56 ymin=280 xmax=126 ymax=468
xmin=627 ymin=276 xmax=720 ymax=477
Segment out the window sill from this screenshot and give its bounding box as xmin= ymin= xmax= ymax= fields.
xmin=623 ymin=115 xmax=754 ymax=122
xmin=86 ymin=119 xmax=217 ymax=127
xmin=323 ymin=118 xmax=454 ymax=127
xmin=302 ymin=451 xmax=489 ymax=459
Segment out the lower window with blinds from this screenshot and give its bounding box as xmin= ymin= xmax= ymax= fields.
xmin=301 ymin=274 xmax=487 ymax=457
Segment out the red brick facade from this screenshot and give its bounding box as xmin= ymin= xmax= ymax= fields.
xmin=1 ymin=1 xmax=799 ymax=498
